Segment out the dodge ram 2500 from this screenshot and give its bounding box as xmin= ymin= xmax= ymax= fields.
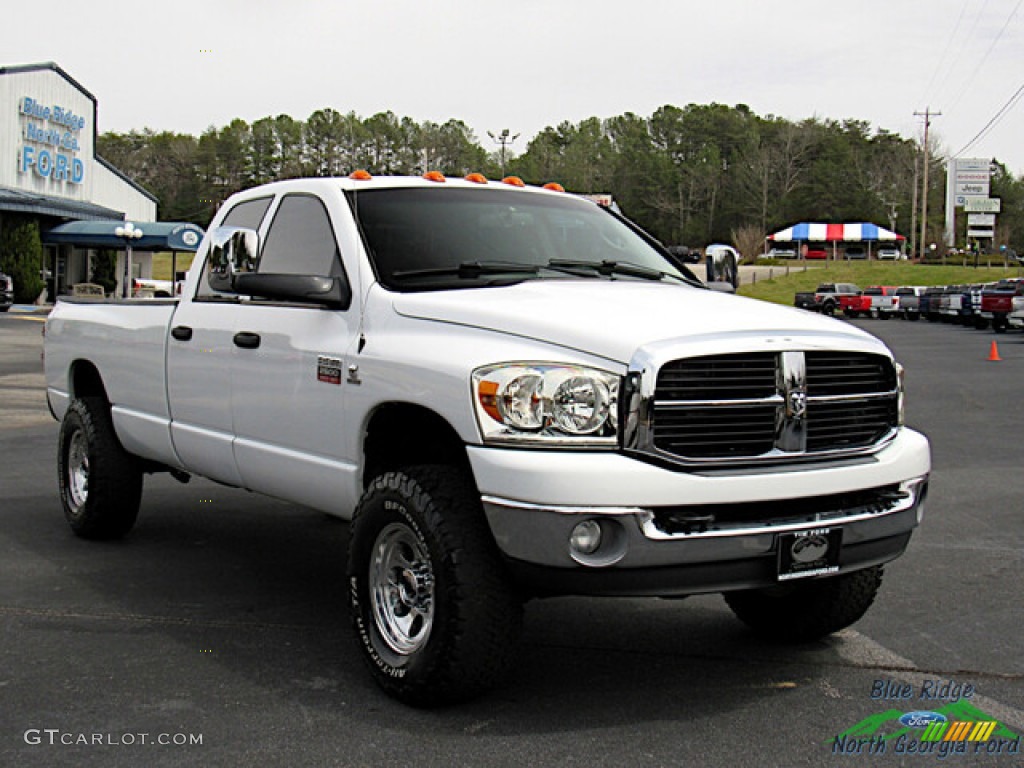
xmin=44 ymin=173 xmax=931 ymax=706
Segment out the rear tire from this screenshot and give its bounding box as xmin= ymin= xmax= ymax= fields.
xmin=347 ymin=465 xmax=522 ymax=707
xmin=57 ymin=397 xmax=143 ymax=539
xmin=724 ymin=566 xmax=883 ymax=643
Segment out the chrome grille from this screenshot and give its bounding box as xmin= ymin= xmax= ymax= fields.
xmin=805 ymin=352 xmax=896 ymax=395
xmin=635 ymin=351 xmax=899 ymax=465
xmin=656 ymin=353 xmax=777 ymax=400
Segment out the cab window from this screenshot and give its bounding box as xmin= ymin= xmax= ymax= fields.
xmin=258 ymin=194 xmax=342 ymax=277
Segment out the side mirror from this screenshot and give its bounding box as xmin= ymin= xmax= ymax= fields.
xmin=666 ymin=245 xmax=702 ymax=264
xmin=232 ymin=273 xmax=352 ymax=310
xmin=207 ymin=226 xmax=260 ymax=293
xmin=705 ymin=244 xmax=740 ymax=290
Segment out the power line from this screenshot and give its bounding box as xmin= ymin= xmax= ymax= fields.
xmin=954 ymin=80 xmax=1024 ymax=157
xmin=921 ymin=0 xmax=970 ymax=107
xmin=945 ymin=0 xmax=1023 ymax=114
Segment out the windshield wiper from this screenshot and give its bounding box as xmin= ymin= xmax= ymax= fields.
xmin=547 ymin=258 xmax=687 ymax=283
xmin=392 ymin=261 xmax=541 ymax=280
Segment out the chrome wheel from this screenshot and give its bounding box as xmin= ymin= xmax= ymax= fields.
xmin=66 ymin=428 xmax=90 ymax=511
xmin=370 ymin=522 xmax=434 ymax=656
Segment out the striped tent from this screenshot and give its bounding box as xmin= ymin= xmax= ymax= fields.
xmin=768 ymin=222 xmax=905 ymax=242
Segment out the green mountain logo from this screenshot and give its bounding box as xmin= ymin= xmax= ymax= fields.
xmin=835 ymin=700 xmax=1020 ymax=743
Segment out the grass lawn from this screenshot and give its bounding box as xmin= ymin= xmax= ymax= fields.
xmin=738 ymin=261 xmax=1023 ymax=306
xmin=152 ymin=252 xmax=197 ymax=280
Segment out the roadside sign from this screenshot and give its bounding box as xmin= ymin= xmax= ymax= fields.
xmin=967 ymin=213 xmax=996 ymax=227
xmin=956 ymin=182 xmax=990 ymax=196
xmin=967 ymin=228 xmax=995 ymax=238
xmin=956 ymin=158 xmax=990 ymax=171
xmin=964 ymin=198 xmax=1001 ymax=213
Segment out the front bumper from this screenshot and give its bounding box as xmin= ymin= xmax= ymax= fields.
xmin=468 ymin=427 xmax=930 ymax=596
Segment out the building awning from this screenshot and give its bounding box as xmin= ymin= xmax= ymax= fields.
xmin=43 ymin=220 xmax=205 ymax=251
xmin=768 ymin=222 xmax=906 ymax=242
xmin=0 ymin=185 xmax=123 ymax=221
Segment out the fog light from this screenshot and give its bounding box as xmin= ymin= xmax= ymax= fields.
xmin=570 ymin=520 xmax=603 ymax=555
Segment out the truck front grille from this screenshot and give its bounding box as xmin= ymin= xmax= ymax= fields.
xmin=635 ymin=351 xmax=899 ymax=465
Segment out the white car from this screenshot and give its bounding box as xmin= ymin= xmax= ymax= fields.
xmin=876 ymin=247 xmax=905 ymax=260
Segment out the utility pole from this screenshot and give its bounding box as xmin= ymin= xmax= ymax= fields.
xmin=883 ymin=200 xmax=899 ymax=233
xmin=914 ymin=108 xmax=941 ymax=259
xmin=910 ymin=153 xmax=919 ymax=260
xmin=487 ymin=129 xmax=519 ymax=177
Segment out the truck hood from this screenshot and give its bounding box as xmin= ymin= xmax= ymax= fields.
xmin=391 ymin=280 xmax=886 ymax=364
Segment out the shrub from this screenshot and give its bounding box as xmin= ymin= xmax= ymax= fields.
xmin=0 ymin=215 xmax=45 ymax=303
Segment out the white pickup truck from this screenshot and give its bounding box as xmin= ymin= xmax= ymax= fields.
xmin=44 ymin=174 xmax=931 ymax=706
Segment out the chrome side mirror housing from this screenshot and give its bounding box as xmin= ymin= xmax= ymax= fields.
xmin=207 ymin=226 xmax=260 ymax=293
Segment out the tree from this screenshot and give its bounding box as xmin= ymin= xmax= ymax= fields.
xmin=0 ymin=215 xmax=45 ymax=303
xmin=90 ymin=250 xmax=118 ymax=296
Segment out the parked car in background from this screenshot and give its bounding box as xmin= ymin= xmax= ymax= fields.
xmin=980 ymin=279 xmax=1024 ymax=333
xmin=863 ymin=286 xmax=898 ymax=319
xmin=921 ymin=286 xmax=946 ymax=322
xmin=841 ymin=292 xmax=872 ymax=318
xmin=953 ymin=285 xmax=985 ymax=327
xmin=805 ymin=245 xmax=828 ymax=259
xmin=894 ymin=286 xmax=925 ymax=321
xmin=0 ymin=271 xmax=13 ymax=311
xmin=765 ymin=247 xmax=796 ymax=259
xmin=844 ymin=245 xmax=867 ymax=260
xmin=794 ymin=283 xmax=861 ymax=315
xmin=876 ymin=247 xmax=904 ymax=260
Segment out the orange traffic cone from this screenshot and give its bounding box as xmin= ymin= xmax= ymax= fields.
xmin=988 ymin=341 xmax=1002 ymax=362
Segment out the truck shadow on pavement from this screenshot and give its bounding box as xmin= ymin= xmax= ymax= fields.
xmin=5 ymin=469 xmax=863 ymax=739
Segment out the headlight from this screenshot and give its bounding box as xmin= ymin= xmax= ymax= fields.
xmin=473 ymin=363 xmax=619 ymax=446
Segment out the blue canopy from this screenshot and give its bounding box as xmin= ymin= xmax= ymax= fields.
xmin=43 ymin=220 xmax=205 ymax=251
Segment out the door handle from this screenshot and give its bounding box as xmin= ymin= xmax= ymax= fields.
xmin=171 ymin=325 xmax=193 ymax=341
xmin=233 ymin=332 xmax=261 ymax=349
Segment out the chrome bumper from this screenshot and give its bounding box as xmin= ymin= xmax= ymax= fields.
xmin=481 ymin=475 xmax=928 ymax=596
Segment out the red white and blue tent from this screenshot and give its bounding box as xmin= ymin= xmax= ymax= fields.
xmin=767 ymin=222 xmax=905 ymax=242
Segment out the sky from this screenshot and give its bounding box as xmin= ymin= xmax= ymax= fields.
xmin=4 ymin=0 xmax=1024 ymax=175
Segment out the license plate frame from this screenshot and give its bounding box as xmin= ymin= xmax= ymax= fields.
xmin=777 ymin=528 xmax=842 ymax=581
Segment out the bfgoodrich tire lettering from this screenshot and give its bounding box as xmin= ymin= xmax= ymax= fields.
xmin=57 ymin=397 xmax=143 ymax=539
xmin=724 ymin=565 xmax=883 ymax=642
xmin=347 ymin=465 xmax=522 ymax=707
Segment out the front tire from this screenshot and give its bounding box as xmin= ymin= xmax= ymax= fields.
xmin=724 ymin=565 xmax=883 ymax=643
xmin=57 ymin=397 xmax=143 ymax=539
xmin=347 ymin=465 xmax=522 ymax=707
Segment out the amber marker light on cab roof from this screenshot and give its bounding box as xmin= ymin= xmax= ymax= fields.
xmin=543 ymin=182 xmax=565 ymax=192
xmin=501 ymin=176 xmax=526 ymax=187
xmin=423 ymin=171 xmax=446 ymax=182
xmin=350 ymin=169 xmax=372 ymax=180
xmin=465 ymin=173 xmax=488 ymax=184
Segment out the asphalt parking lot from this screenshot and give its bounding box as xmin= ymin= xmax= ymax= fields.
xmin=1 ymin=311 xmax=1022 ymax=767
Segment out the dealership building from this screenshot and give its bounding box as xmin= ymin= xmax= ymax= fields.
xmin=1 ymin=62 xmax=201 ymax=299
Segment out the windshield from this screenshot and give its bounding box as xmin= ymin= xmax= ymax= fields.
xmin=348 ymin=187 xmax=697 ymax=291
